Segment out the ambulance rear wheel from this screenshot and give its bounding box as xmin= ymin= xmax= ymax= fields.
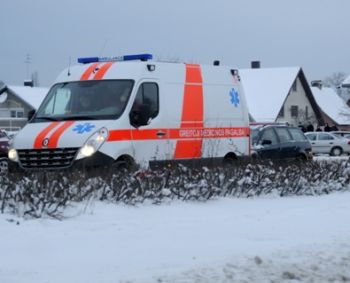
xmin=223 ymin=153 xmax=237 ymax=167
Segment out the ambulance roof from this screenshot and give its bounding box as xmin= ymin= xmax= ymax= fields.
xmin=55 ymin=60 xmax=240 ymax=85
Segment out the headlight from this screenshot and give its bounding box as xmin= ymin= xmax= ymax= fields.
xmin=8 ymin=148 xmax=19 ymax=162
xmin=76 ymin=128 xmax=109 ymax=160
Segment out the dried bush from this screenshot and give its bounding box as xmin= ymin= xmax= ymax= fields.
xmin=1 ymin=159 xmax=349 ymax=219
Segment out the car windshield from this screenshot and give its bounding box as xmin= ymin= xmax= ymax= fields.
xmin=288 ymin=128 xmax=307 ymax=141
xmin=32 ymin=80 xmax=134 ymax=122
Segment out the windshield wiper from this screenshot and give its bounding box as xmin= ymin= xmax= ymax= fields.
xmin=35 ymin=116 xmax=59 ymax=121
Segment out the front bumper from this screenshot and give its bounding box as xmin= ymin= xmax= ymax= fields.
xmin=9 ymin=150 xmax=115 ymax=172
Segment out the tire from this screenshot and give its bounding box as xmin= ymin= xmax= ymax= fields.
xmin=112 ymin=157 xmax=137 ymax=173
xmin=296 ymin=153 xmax=307 ymax=161
xmin=0 ymin=158 xmax=8 ymax=174
xmin=112 ymin=160 xmax=130 ymax=172
xmin=223 ymin=153 xmax=238 ymax=167
xmin=330 ymin=147 xmax=342 ymax=156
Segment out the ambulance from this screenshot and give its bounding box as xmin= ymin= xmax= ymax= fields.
xmin=8 ymin=54 xmax=250 ymax=171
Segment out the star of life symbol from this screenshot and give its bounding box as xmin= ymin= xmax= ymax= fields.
xmin=73 ymin=123 xmax=96 ymax=134
xmin=230 ymin=88 xmax=240 ymax=107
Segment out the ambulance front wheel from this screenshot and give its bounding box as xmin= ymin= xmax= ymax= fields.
xmin=112 ymin=156 xmax=136 ymax=172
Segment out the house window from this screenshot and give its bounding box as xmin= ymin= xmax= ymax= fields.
xmin=291 ymin=105 xmax=298 ymax=118
xmin=305 ymin=106 xmax=308 ymax=120
xmin=10 ymin=109 xmax=25 ymax=118
xmin=292 ymin=80 xmax=297 ymax=91
xmin=278 ymin=105 xmax=284 ymax=118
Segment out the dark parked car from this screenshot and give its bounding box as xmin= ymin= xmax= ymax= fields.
xmin=251 ymin=125 xmax=313 ymax=160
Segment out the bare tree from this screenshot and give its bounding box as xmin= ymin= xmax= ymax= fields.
xmin=323 ymin=72 xmax=347 ymax=100
xmin=323 ymin=72 xmax=347 ymax=89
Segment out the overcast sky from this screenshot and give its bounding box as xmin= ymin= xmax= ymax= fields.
xmin=1 ymin=0 xmax=349 ymax=87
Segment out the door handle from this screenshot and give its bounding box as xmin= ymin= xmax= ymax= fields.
xmin=329 ymin=142 xmax=333 ymax=145
xmin=156 ymin=131 xmax=166 ymax=137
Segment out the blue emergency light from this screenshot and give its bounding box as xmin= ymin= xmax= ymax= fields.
xmin=77 ymin=54 xmax=153 ymax=64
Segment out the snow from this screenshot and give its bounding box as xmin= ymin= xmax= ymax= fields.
xmin=343 ymin=74 xmax=350 ymax=87
xmin=1 ymin=191 xmax=350 ymax=282
xmin=311 ymin=86 xmax=350 ymax=125
xmin=239 ymin=67 xmax=300 ymax=122
xmin=8 ymin=85 xmax=48 ymax=109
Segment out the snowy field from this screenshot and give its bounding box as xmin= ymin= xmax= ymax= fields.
xmin=1 ymin=189 xmax=350 ymax=283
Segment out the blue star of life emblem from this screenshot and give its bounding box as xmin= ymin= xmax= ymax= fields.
xmin=229 ymin=88 xmax=240 ymax=107
xmin=73 ymin=123 xmax=96 ymax=134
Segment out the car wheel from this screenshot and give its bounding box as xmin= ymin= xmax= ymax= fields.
xmin=0 ymin=157 xmax=8 ymax=174
xmin=330 ymin=147 xmax=342 ymax=156
xmin=296 ymin=153 xmax=307 ymax=161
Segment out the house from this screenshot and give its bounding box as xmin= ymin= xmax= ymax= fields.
xmin=0 ymin=81 xmax=48 ymax=132
xmin=340 ymin=74 xmax=350 ymax=101
xmin=239 ymin=66 xmax=324 ymax=127
xmin=342 ymin=74 xmax=350 ymax=88
xmin=311 ymin=86 xmax=350 ymax=131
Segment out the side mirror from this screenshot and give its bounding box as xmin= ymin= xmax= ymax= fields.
xmin=129 ymin=105 xmax=152 ymax=128
xmin=129 ymin=110 xmax=141 ymax=128
xmin=262 ymin=139 xmax=272 ymax=146
xmin=28 ymin=109 xmax=35 ymax=121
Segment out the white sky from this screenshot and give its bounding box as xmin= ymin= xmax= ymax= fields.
xmin=1 ymin=0 xmax=349 ymax=87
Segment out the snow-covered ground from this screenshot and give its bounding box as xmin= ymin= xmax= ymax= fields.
xmin=1 ymin=191 xmax=350 ymax=282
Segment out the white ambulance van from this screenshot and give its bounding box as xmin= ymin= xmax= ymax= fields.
xmin=8 ymin=54 xmax=250 ymax=170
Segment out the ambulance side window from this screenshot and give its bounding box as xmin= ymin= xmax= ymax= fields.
xmin=130 ymin=82 xmax=159 ymax=127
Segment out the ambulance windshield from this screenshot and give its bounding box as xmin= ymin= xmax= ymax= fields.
xmin=33 ymin=80 xmax=134 ymax=122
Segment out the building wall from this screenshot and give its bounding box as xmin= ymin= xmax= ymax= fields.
xmin=0 ymin=91 xmax=32 ymax=132
xmin=321 ymin=113 xmax=350 ymax=131
xmin=276 ymin=77 xmax=317 ymax=127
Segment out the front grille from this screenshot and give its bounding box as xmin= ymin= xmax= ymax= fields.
xmin=17 ymin=147 xmax=79 ymax=169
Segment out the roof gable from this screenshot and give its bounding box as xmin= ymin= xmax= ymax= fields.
xmin=8 ymin=86 xmax=48 ymax=109
xmin=311 ymin=86 xmax=350 ymax=125
xmin=239 ymin=67 xmax=300 ymax=122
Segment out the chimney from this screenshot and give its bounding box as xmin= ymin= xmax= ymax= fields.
xmin=251 ymin=61 xmax=261 ymax=69
xmin=311 ymin=80 xmax=322 ymax=89
xmin=24 ymin=79 xmax=34 ymax=87
xmin=213 ymin=60 xmax=220 ymax=66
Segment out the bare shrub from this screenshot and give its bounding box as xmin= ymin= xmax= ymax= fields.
xmin=1 ymin=159 xmax=350 ymax=219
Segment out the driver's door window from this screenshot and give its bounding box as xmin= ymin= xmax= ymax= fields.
xmin=130 ymin=82 xmax=159 ymax=127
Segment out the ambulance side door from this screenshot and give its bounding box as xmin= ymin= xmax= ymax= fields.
xmin=129 ymin=81 xmax=169 ymax=167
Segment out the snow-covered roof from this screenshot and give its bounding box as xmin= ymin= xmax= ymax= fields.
xmin=342 ymin=74 xmax=350 ymax=87
xmin=239 ymin=67 xmax=300 ymax=122
xmin=311 ymin=86 xmax=350 ymax=125
xmin=8 ymin=85 xmax=48 ymax=109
